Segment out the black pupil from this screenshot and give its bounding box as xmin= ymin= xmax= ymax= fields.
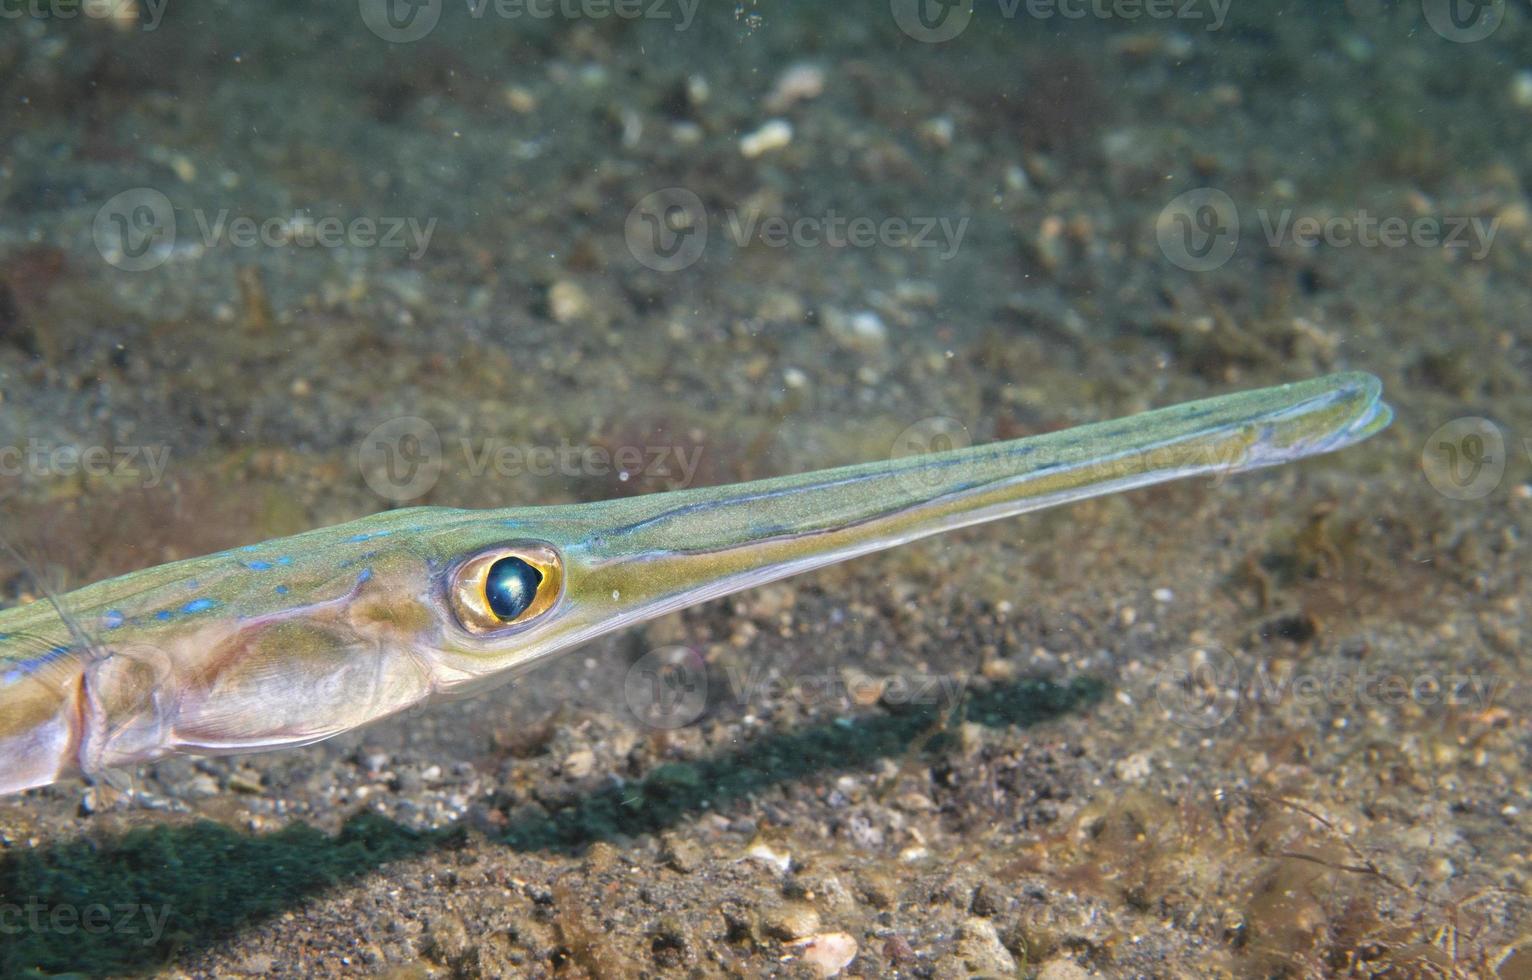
xmin=485 ymin=557 xmax=543 ymax=621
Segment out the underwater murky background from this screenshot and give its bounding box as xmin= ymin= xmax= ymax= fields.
xmin=1 ymin=1 xmax=1529 ymax=975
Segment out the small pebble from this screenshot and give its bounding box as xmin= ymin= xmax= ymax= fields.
xmin=661 ymin=833 xmax=704 ymax=873
xmin=745 ymin=838 xmax=792 ymax=873
xmin=1037 ymin=957 xmax=1092 ymax=980
xmin=955 ymin=917 xmax=1016 ymax=976
xmin=1116 ymin=751 xmax=1153 ymax=782
xmin=548 ymin=280 xmax=591 ymax=324
xmin=981 ymin=657 xmax=1016 ymax=682
xmin=740 ymin=119 xmax=793 ymax=158
xmin=792 ymin=932 xmax=857 ymax=977
xmin=502 ymin=85 xmax=537 ymax=113
xmin=562 ymin=748 xmax=595 ymax=779
xmin=1512 ymin=70 xmax=1532 ymax=108
xmin=187 ymin=773 xmax=220 ymax=798
xmin=762 ymin=903 xmax=821 ymax=941
xmin=919 ymin=116 xmax=955 ymax=149
xmin=764 ymin=63 xmax=825 ymax=112
xmin=823 ymin=307 xmax=888 ymax=353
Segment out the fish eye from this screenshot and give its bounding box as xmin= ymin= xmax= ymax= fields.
xmin=449 ymin=544 xmax=564 ymax=634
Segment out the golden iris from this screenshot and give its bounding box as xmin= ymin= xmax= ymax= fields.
xmin=449 ymin=544 xmax=563 ymax=634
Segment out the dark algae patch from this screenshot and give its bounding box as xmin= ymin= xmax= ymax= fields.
xmin=0 ymin=814 xmax=441 ymax=978
xmin=0 ymin=675 xmax=1100 ymax=977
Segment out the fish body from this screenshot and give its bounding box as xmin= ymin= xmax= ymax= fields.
xmin=0 ymin=373 xmax=1392 ymax=795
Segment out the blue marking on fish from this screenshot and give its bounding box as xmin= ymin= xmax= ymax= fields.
xmin=6 ymin=644 xmax=74 ymax=681
xmin=345 ymin=530 xmax=393 ymax=543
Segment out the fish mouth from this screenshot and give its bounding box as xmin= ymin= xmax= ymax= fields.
xmin=1329 ymin=372 xmax=1394 ymax=450
xmin=1227 ymin=371 xmax=1391 ymax=471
